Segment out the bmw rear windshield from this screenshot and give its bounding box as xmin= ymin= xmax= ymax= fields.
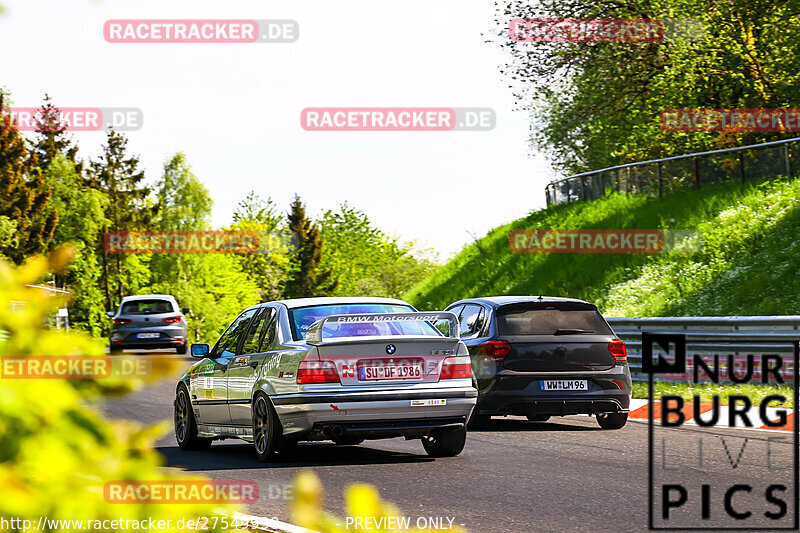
xmin=289 ymin=303 xmax=441 ymax=341
xmin=496 ymin=302 xmax=613 ymax=336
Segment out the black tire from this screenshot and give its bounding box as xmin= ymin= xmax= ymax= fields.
xmin=332 ymin=437 xmax=365 ymax=446
xmin=176 ymin=343 xmax=187 ymax=355
xmin=526 ymin=415 xmax=551 ymax=422
xmin=252 ymin=393 xmax=280 ymax=462
xmin=422 ymin=427 xmax=467 ymax=457
xmin=174 ymin=385 xmax=212 ymax=450
xmin=597 ymin=412 xmax=628 ymax=429
xmin=109 ymin=343 xmax=123 ymax=355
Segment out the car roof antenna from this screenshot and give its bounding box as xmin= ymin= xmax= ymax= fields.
xmin=537 ymin=295 xmax=543 ymax=300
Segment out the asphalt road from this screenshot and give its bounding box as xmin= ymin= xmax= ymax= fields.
xmin=100 ymin=353 xmax=796 ymax=533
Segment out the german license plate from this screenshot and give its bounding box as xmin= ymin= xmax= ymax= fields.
xmin=136 ymin=332 xmax=159 ymax=339
xmin=358 ymin=361 xmax=423 ymax=380
xmin=539 ymin=379 xmax=588 ymax=391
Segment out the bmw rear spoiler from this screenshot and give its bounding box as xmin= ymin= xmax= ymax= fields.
xmin=304 ymin=312 xmax=459 ymax=345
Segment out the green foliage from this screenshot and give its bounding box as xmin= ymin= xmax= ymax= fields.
xmin=42 ymin=154 xmax=109 ymax=337
xmin=406 ymin=176 xmax=800 ymax=317
xmin=284 ymin=195 xmax=337 ymax=298
xmin=496 ymin=0 xmax=800 ymax=173
xmin=230 ymin=192 xmax=294 ymax=302
xmin=32 ymin=94 xmax=79 ymax=171
xmin=88 ymin=129 xmax=156 ymax=311
xmin=320 ymin=204 xmax=436 ymax=298
xmin=0 ymin=90 xmax=435 ymax=341
xmin=0 ymin=251 xmax=235 ymax=531
xmin=0 ymin=92 xmax=56 ymax=262
xmin=145 ymin=154 xmax=260 ymax=342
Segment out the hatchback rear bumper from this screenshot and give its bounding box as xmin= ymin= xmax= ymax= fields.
xmin=111 ymin=338 xmax=186 ymax=350
xmin=477 ymin=368 xmax=632 ymax=416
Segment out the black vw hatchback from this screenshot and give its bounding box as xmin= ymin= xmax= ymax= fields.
xmin=443 ymin=296 xmax=631 ymax=429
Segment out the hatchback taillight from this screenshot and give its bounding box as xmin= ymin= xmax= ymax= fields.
xmin=478 ymin=340 xmax=512 ymax=361
xmin=608 ymin=339 xmax=627 ymax=363
xmin=297 ymin=360 xmax=340 ymax=384
xmin=162 ymin=316 xmax=182 ymax=323
xmin=440 ymin=357 xmax=472 ymax=379
xmin=113 ymin=318 xmax=131 ymax=325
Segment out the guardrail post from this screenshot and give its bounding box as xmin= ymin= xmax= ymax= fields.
xmin=657 ymin=163 xmax=663 ymax=199
xmin=693 ymin=157 xmax=700 ymax=189
xmin=626 ymin=167 xmax=630 ymax=195
xmin=580 ymin=176 xmax=586 ymax=201
xmin=785 ymin=142 xmax=792 ymax=178
xmin=566 ymin=180 xmax=571 ymax=204
xmin=739 ymin=152 xmax=745 ymax=184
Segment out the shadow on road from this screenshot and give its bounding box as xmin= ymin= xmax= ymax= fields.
xmin=469 ymin=418 xmax=602 ymax=433
xmin=157 ymin=441 xmax=435 ymax=471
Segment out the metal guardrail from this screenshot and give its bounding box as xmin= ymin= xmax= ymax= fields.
xmin=607 ymin=316 xmax=800 ymax=381
xmin=545 ymin=136 xmax=800 ymax=205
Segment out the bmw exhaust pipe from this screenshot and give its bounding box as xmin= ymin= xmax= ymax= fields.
xmin=332 ymin=425 xmax=344 ymax=437
xmin=321 ymin=425 xmax=333 ymax=437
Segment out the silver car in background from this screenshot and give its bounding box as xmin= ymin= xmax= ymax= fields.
xmin=108 ymin=294 xmax=190 ymax=354
xmin=173 ymin=297 xmax=477 ymax=462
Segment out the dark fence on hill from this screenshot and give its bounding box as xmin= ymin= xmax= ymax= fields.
xmin=545 ymin=137 xmax=800 ymax=206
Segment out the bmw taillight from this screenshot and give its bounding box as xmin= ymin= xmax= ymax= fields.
xmin=478 ymin=340 xmax=512 ymax=361
xmin=297 ymin=360 xmax=340 ymax=384
xmin=608 ymin=339 xmax=627 ymax=363
xmin=162 ymin=316 xmax=182 ymax=323
xmin=113 ymin=318 xmax=131 ymax=325
xmin=440 ymin=357 xmax=472 ymax=379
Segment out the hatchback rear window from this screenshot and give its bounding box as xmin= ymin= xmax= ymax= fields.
xmin=120 ymin=299 xmax=174 ymax=315
xmin=497 ymin=303 xmax=612 ymax=336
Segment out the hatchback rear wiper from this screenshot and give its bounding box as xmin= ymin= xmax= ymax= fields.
xmin=553 ymin=328 xmax=594 ymax=335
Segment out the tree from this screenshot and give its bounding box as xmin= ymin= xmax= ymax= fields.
xmin=42 ymin=154 xmax=109 ymax=336
xmin=495 ymin=0 xmax=800 ymax=174
xmin=145 ymin=153 xmax=260 ymax=341
xmin=233 ymin=191 xmax=282 ymax=230
xmin=32 ymin=94 xmax=79 ymax=172
xmin=88 ymin=129 xmax=154 ymax=310
xmin=230 ymin=191 xmax=293 ymax=301
xmin=0 ymin=91 xmax=56 ymax=263
xmin=319 ymin=203 xmax=436 ymax=298
xmin=283 ymin=195 xmax=336 ymax=298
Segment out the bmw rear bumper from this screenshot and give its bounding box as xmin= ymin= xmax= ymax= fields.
xmin=271 ymin=387 xmax=477 ymax=439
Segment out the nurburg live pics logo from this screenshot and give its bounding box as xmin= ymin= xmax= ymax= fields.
xmin=643 ymin=333 xmax=799 ymax=530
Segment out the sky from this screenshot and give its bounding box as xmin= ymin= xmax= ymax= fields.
xmin=0 ymin=0 xmax=556 ymax=260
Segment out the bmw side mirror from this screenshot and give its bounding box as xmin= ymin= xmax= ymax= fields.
xmin=182 ymin=308 xmax=192 ymax=316
xmin=191 ymin=343 xmax=210 ymax=358
xmin=106 ymin=311 xmax=115 ymax=318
